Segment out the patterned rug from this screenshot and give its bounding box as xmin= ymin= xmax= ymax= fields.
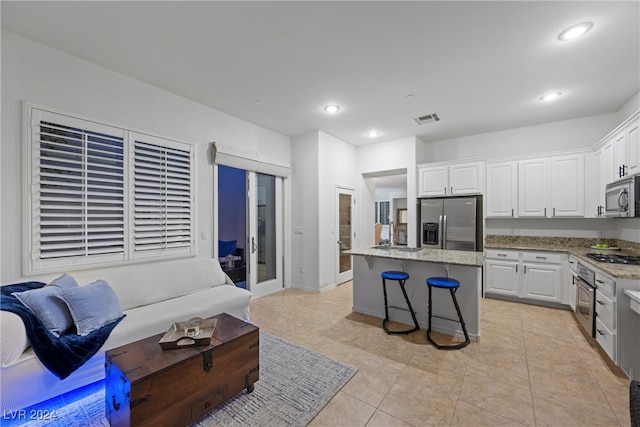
xmin=3 ymin=332 xmax=356 ymax=427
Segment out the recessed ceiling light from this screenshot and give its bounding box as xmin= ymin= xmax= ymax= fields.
xmin=324 ymin=105 xmax=340 ymax=113
xmin=558 ymin=22 xmax=593 ymax=41
xmin=540 ymin=92 xmax=562 ymax=102
xmin=366 ymin=130 xmax=380 ymax=138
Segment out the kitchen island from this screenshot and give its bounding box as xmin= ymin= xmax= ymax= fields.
xmin=345 ymin=246 xmax=485 ymax=341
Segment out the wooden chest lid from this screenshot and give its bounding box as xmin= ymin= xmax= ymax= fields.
xmin=106 ymin=313 xmax=258 ymax=383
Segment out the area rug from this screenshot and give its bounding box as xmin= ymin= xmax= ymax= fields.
xmin=3 ymin=332 xmax=356 ymax=427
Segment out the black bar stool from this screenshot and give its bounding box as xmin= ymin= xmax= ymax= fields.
xmin=381 ymin=271 xmax=419 ymax=335
xmin=425 ymin=276 xmax=470 ymax=350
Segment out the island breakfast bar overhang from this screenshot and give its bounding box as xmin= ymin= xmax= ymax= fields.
xmin=345 ymin=247 xmax=485 ymax=342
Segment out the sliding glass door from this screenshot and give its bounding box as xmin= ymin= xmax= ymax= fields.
xmin=217 ymin=166 xmax=283 ymax=297
xmin=247 ymin=172 xmax=283 ymax=297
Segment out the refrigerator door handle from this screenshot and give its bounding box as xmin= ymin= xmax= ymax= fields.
xmin=438 ymin=215 xmax=444 ymax=249
xmin=442 ymin=214 xmax=447 ymax=249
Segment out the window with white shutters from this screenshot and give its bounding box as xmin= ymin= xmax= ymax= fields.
xmin=132 ymin=134 xmax=194 ymax=258
xmin=27 ymin=106 xmax=195 ymax=274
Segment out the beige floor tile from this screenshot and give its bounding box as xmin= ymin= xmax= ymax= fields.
xmin=451 ymin=400 xmax=528 ymax=427
xmin=529 ymin=365 xmax=613 ymax=414
xmin=308 ymin=391 xmax=376 ymax=427
xmin=379 ymin=381 xmax=458 ymax=426
xmin=341 ymin=351 xmax=406 ymax=407
xmin=459 ymin=369 xmax=535 ymax=426
xmin=532 ymin=393 xmax=622 ymax=426
xmin=366 ymin=410 xmax=413 ymax=427
xmin=249 ymin=283 xmax=631 ymax=427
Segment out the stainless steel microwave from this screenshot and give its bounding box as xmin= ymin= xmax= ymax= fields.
xmin=605 ymin=175 xmax=640 ymax=217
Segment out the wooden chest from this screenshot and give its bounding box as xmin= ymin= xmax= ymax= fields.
xmin=105 ymin=313 xmax=259 ymax=427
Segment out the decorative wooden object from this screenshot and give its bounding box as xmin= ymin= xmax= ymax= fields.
xmin=105 ymin=313 xmax=259 ymax=427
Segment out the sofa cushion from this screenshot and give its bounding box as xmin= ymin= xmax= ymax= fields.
xmin=0 ymin=311 xmax=29 ymax=366
xmin=104 ymin=285 xmax=252 ymax=350
xmin=11 ymin=274 xmax=79 ymax=336
xmin=61 ymin=280 xmax=123 ymax=336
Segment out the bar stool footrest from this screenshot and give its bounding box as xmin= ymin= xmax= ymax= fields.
xmin=383 ymin=319 xmax=420 ymax=335
xmin=426 ymin=330 xmax=470 ymax=350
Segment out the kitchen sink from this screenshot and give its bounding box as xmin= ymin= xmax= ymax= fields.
xmin=396 ymin=247 xmax=422 ymax=252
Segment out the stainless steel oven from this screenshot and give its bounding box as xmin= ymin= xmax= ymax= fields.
xmin=575 ymin=263 xmax=596 ymax=336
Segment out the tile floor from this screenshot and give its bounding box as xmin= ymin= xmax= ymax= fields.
xmin=249 ymin=281 xmax=631 ymax=427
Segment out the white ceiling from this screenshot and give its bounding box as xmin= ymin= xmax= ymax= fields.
xmin=2 ymin=1 xmax=639 ymax=147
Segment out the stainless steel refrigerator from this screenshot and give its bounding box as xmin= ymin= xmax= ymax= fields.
xmin=419 ymin=196 xmax=483 ymax=252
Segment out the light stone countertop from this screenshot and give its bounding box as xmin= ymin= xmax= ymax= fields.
xmin=344 ymin=246 xmax=485 ymax=267
xmin=485 ymin=235 xmax=640 ymax=280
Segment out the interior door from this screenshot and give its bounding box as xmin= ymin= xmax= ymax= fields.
xmin=247 ymin=172 xmax=283 ymax=298
xmin=336 ymin=187 xmax=354 ymax=285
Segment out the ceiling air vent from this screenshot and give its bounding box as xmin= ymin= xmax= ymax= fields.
xmin=414 ymin=113 xmax=440 ymax=125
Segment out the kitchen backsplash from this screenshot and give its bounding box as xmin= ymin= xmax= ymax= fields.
xmin=485 ymin=235 xmax=640 ymax=254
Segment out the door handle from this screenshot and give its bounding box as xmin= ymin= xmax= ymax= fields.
xmin=251 ymin=237 xmax=257 ymax=254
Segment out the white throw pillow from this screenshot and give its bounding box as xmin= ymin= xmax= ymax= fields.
xmin=11 ymin=273 xmax=79 ymax=336
xmin=61 ymin=280 xmax=123 ymax=336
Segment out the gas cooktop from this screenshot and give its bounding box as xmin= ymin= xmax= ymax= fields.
xmin=586 ymin=253 xmax=640 ymax=266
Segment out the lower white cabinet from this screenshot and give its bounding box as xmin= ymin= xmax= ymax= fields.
xmin=485 ymin=250 xmax=566 ymax=304
xmin=594 ymin=271 xmax=617 ymax=362
xmin=595 ymin=317 xmax=616 ymax=362
xmin=485 ymin=253 xmax=519 ymax=296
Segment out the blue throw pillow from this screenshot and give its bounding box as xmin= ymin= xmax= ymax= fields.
xmin=61 ymin=280 xmax=123 ymax=336
xmin=219 ymin=240 xmax=237 ymax=258
xmin=12 ymin=273 xmax=79 ymax=337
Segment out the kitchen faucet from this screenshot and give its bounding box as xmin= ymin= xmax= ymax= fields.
xmin=388 ymin=221 xmax=394 ymax=248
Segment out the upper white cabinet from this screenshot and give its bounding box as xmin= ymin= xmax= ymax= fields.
xmin=627 ymin=118 xmax=639 ymax=176
xmin=485 ymin=153 xmax=586 ymax=218
xmin=551 ymin=154 xmax=585 ymax=217
xmin=418 ymin=161 xmax=484 ymax=197
xmin=418 ymin=165 xmax=448 ymax=196
xmin=516 ymin=154 xmax=585 ymax=218
xmin=595 ymin=113 xmax=640 ymax=185
xmin=518 ymin=158 xmax=549 ymax=217
xmin=486 ymin=161 xmax=517 ymax=217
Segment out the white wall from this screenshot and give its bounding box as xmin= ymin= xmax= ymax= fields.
xmin=357 ymin=136 xmax=419 ymax=248
xmin=422 ymin=113 xmax=619 ymax=163
xmin=290 ymin=130 xmax=356 ymax=292
xmin=318 ymin=131 xmax=357 ymax=290
xmin=618 ymin=91 xmax=640 ymax=123
xmin=290 ymin=131 xmax=320 ymax=290
xmin=1 ymin=31 xmax=291 ymax=283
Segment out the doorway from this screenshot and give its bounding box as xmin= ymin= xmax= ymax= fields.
xmin=336 ymin=187 xmax=354 ymax=285
xmin=217 ymin=165 xmax=284 ymax=298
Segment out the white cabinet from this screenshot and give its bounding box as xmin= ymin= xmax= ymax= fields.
xmin=518 ymin=158 xmax=549 ymax=217
xmin=517 ymin=154 xmax=585 ymax=218
xmin=593 ymin=147 xmax=605 ymax=217
xmin=486 ymin=161 xmax=517 ymax=217
xmin=485 ymin=250 xmax=566 ymax=305
xmin=418 ymin=161 xmax=483 ymax=197
xmin=485 ymin=250 xmax=519 ymax=296
xmin=613 ymin=130 xmax=628 ymax=180
xmin=568 ymin=255 xmax=578 ymax=310
xmin=597 ymin=114 xmax=640 ymax=185
xmin=627 ymin=119 xmax=639 ymax=176
xmin=594 ymin=270 xmax=617 ymax=362
xmin=550 ymin=154 xmax=585 ymax=217
xmin=418 ymin=165 xmax=448 ymax=197
xmin=522 ymin=253 xmax=563 ymax=302
xmin=612 ymin=118 xmax=639 ymax=179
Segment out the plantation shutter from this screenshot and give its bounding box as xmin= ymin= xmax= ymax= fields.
xmin=31 ymin=109 xmax=126 ymax=269
xmin=132 ymin=134 xmax=194 ymax=258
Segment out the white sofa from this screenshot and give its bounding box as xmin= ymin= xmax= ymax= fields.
xmin=0 ymin=257 xmax=252 ymax=413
